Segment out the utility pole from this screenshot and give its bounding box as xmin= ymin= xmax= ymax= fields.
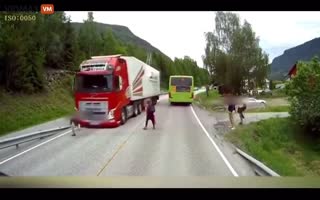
xmin=146 ymin=52 xmax=152 ymax=65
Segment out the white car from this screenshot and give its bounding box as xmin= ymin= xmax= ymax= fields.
xmin=246 ymin=98 xmax=267 ymax=105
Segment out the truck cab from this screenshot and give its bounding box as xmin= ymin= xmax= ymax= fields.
xmin=73 ymin=55 xmax=130 ymax=128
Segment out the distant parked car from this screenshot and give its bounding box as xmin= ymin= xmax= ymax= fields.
xmin=260 ymin=89 xmax=272 ymax=95
xmin=194 ymin=87 xmax=199 ymax=91
xmin=245 ymin=97 xmax=267 ymax=107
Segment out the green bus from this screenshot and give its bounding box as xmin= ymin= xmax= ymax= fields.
xmin=168 ymin=75 xmax=194 ymax=104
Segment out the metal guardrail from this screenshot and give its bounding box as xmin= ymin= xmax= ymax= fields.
xmin=236 ymin=148 xmax=280 ymax=177
xmin=0 ymin=126 xmax=71 ymax=150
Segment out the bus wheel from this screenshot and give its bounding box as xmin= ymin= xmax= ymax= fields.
xmin=120 ymin=108 xmax=127 ymax=125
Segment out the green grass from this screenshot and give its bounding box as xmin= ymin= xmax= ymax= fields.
xmin=194 ymin=90 xmax=222 ymax=111
xmin=0 ymin=75 xmax=74 ymax=137
xmin=225 ymin=117 xmax=320 ymax=176
xmin=256 ymin=89 xmax=288 ymax=99
xmin=247 ymin=105 xmax=290 ymax=113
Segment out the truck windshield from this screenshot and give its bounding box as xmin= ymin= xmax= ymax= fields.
xmin=75 ymin=75 xmax=113 ymax=92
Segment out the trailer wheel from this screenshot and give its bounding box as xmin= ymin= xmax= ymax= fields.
xmin=137 ymin=102 xmax=142 ymax=115
xmin=120 ymin=108 xmax=127 ymax=125
xmin=132 ymin=104 xmax=138 ymax=117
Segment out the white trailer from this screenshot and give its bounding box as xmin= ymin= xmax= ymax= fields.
xmin=121 ymin=56 xmax=161 ymax=102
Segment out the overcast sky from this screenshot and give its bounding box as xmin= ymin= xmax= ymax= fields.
xmin=65 ymin=11 xmax=320 ymax=67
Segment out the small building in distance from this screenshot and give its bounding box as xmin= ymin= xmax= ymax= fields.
xmin=287 ymin=63 xmax=297 ymax=79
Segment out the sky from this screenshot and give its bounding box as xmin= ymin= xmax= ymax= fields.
xmin=65 ymin=11 xmax=320 ymax=67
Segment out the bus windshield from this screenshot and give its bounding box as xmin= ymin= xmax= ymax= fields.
xmin=170 ymin=77 xmax=193 ymax=93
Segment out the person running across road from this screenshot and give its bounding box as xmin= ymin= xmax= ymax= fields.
xmin=143 ymin=99 xmax=156 ymax=130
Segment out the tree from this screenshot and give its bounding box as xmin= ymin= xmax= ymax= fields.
xmin=78 ymin=12 xmax=103 ymax=58
xmin=0 ymin=12 xmax=46 ymax=93
xmin=203 ymin=12 xmax=269 ymax=95
xmin=102 ymin=29 xmax=127 ymax=55
xmin=173 ymin=56 xmax=210 ymax=86
xmin=62 ymin=17 xmax=78 ymax=70
xmin=286 ymin=57 xmax=320 ymax=135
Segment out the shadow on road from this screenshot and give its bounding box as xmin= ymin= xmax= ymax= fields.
xmin=169 ymin=103 xmax=191 ymax=107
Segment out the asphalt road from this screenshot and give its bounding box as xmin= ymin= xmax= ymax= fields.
xmin=0 ymin=92 xmax=251 ymax=176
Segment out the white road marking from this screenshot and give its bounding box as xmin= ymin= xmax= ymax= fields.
xmin=190 ymin=106 xmax=239 ymax=177
xmin=0 ymin=130 xmax=72 ymax=166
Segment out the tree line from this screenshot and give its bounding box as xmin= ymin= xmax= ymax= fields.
xmin=203 ymin=11 xmax=270 ymax=95
xmin=0 ymin=12 xmax=210 ymax=94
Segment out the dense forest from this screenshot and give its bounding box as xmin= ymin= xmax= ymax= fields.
xmin=0 ymin=12 xmax=209 ymax=94
xmin=270 ymin=37 xmax=320 ymax=80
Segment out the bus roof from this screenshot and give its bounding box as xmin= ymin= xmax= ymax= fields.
xmin=169 ymin=75 xmax=193 ymax=78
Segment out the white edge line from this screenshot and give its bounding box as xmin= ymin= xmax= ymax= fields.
xmin=0 ymin=129 xmax=72 ymax=166
xmin=190 ymin=105 xmax=239 ymax=177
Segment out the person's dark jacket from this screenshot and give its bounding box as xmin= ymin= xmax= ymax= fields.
xmin=147 ymin=104 xmax=155 ymax=116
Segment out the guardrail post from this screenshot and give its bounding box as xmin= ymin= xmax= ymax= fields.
xmin=15 ymin=144 xmax=19 ymax=149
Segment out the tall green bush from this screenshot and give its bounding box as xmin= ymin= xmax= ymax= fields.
xmin=286 ymin=57 xmax=320 ymax=135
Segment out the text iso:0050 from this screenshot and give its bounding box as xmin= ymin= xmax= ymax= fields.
xmin=5 ymin=15 xmax=36 ymax=22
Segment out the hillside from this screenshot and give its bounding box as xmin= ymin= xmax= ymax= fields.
xmin=270 ymin=37 xmax=320 ymax=80
xmin=71 ymin=22 xmax=171 ymax=60
xmin=0 ymin=71 xmax=74 ymax=136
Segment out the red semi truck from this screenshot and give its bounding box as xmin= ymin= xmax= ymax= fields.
xmin=72 ymin=55 xmax=161 ymax=128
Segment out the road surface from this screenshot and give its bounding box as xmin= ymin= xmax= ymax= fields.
xmin=0 ymin=93 xmax=256 ymax=176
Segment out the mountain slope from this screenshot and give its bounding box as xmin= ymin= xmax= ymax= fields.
xmin=270 ymin=37 xmax=320 ymax=80
xmin=71 ymin=22 xmax=171 ymax=60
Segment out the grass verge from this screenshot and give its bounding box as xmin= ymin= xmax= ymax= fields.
xmin=0 ymin=75 xmax=74 ymax=137
xmin=246 ymin=105 xmax=290 ymax=113
xmin=225 ymin=117 xmax=320 ymax=176
xmin=194 ymin=90 xmax=222 ymax=111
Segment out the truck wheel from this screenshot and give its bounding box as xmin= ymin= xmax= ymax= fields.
xmin=120 ymin=108 xmax=127 ymax=125
xmin=137 ymin=102 xmax=142 ymax=115
xmin=132 ymin=104 xmax=138 ymax=117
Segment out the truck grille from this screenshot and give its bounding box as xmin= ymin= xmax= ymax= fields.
xmin=79 ymin=101 xmax=108 ymax=121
